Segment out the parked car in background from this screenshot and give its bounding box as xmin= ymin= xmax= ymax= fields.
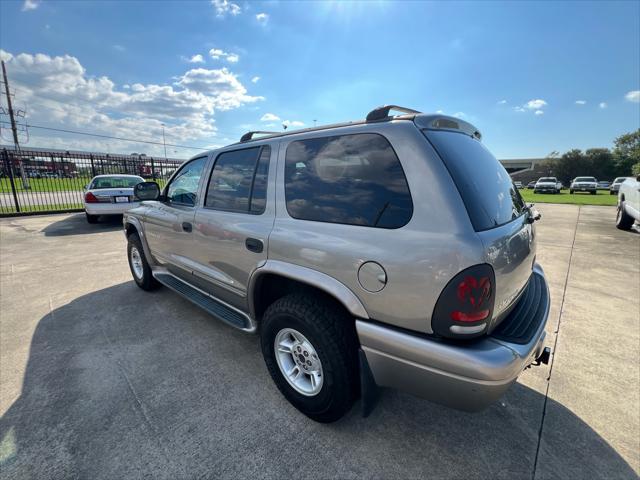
xmin=84 ymin=174 xmax=144 ymax=223
xmin=616 ymin=175 xmax=640 ymax=230
xmin=570 ymin=176 xmax=598 ymax=194
xmin=124 ymin=106 xmax=551 ymax=423
xmin=534 ymin=177 xmax=562 ymax=194
xmin=514 ymin=181 xmax=523 ymax=189
xmin=597 ymin=181 xmax=611 ymax=190
xmin=527 ymin=181 xmax=536 ymax=189
xmin=610 ymin=177 xmax=629 ymax=195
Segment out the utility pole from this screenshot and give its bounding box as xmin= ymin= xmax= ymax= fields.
xmin=1 ymin=60 xmax=29 ymax=189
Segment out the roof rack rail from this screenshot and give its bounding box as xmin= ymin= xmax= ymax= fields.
xmin=366 ymin=105 xmax=421 ymax=122
xmin=240 ymin=131 xmax=279 ymax=142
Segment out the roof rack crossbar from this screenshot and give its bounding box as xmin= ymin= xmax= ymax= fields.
xmin=240 ymin=131 xmax=279 ymax=142
xmin=366 ymin=105 xmax=421 ymax=122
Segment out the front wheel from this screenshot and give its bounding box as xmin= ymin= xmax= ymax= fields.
xmin=616 ymin=202 xmax=635 ymax=230
xmin=569 ymin=190 xmax=574 ymax=194
xmin=590 ymin=190 xmax=597 ymax=195
xmin=127 ymin=233 xmax=159 ymax=290
xmin=260 ymin=294 xmax=359 ymax=423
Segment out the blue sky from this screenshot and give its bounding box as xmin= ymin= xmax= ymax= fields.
xmin=0 ymin=0 xmax=639 ymax=159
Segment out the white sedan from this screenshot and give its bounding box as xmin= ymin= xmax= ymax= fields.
xmin=84 ymin=174 xmax=145 ymax=223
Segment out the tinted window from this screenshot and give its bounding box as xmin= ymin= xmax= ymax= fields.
xmin=91 ymin=176 xmax=144 ymax=189
xmin=284 ymin=133 xmax=413 ymax=228
xmin=424 ymin=130 xmax=526 ymax=231
xmin=205 ymin=145 xmax=270 ymax=214
xmin=575 ymin=177 xmax=596 ymax=182
xmin=250 ymin=146 xmax=270 ymax=213
xmin=166 ymin=157 xmax=206 ymax=206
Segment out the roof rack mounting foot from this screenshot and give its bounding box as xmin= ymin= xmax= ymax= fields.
xmin=366 ymin=105 xmax=421 ymax=122
xmin=240 ymin=131 xmax=280 ymax=143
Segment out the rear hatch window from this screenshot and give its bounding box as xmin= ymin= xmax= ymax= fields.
xmin=422 ymin=130 xmax=526 ymax=231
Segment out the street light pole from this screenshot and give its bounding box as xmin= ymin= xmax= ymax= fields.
xmin=161 ymin=123 xmax=167 ymax=161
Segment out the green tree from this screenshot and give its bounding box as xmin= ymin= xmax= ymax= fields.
xmin=613 ymin=129 xmax=640 ymax=174
xmin=584 ymin=148 xmax=616 ymax=181
xmin=632 ymin=162 xmax=640 ymax=176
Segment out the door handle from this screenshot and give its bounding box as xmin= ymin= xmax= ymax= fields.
xmin=245 ymin=237 xmax=264 ymax=253
xmin=182 ymin=222 xmax=192 ymax=232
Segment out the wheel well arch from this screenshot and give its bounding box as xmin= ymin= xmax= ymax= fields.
xmin=125 ymin=222 xmax=139 ymax=237
xmin=249 ymin=264 xmax=369 ymax=323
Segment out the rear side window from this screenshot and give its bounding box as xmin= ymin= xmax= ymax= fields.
xmin=205 ymin=145 xmax=271 ymax=214
xmin=424 ymin=130 xmax=526 ymax=231
xmin=284 ymin=133 xmax=413 ymax=228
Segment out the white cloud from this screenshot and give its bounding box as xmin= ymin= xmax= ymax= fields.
xmin=599 ymin=102 xmax=607 ymax=109
xmin=208 ymin=48 xmax=239 ymax=63
xmin=497 ymin=100 xmax=507 ymax=105
xmin=514 ymin=106 xmax=526 ymax=112
xmin=575 ymin=100 xmax=586 ymax=105
xmin=187 ymin=54 xmax=205 ymax=64
xmin=211 ymin=0 xmax=241 ymax=17
xmin=452 ymin=112 xmax=466 ymax=118
xmin=625 ymin=90 xmax=640 ymax=103
xmin=534 ymin=110 xmax=544 ymax=116
xmin=22 ymin=0 xmax=39 ymax=11
xmin=283 ymin=120 xmax=305 ymax=128
xmin=260 ymin=113 xmax=280 ymax=122
xmin=256 ymin=13 xmax=269 ymax=25
xmin=435 ymin=109 xmax=444 ymax=114
xmin=0 ymin=49 xmax=263 ymax=156
xmin=251 ymin=76 xmax=260 ymax=83
xmin=525 ymin=99 xmax=547 ymax=110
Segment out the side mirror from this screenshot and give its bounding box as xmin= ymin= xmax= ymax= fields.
xmin=134 ymin=181 xmax=161 ymax=201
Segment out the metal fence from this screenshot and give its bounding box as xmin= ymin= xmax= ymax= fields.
xmin=0 ymin=148 xmax=185 ymax=216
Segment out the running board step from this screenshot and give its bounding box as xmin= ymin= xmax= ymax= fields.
xmin=154 ymin=273 xmax=252 ymax=331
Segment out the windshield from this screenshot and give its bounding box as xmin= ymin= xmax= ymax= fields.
xmin=613 ymin=177 xmax=626 ymax=184
xmin=538 ymin=177 xmax=556 ymax=182
xmin=423 ymin=130 xmax=527 ymax=231
xmin=575 ymin=177 xmax=596 ymax=182
xmin=91 ymin=176 xmax=144 ymax=189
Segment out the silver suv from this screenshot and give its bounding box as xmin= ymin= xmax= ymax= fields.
xmin=124 ymin=105 xmax=551 ymax=422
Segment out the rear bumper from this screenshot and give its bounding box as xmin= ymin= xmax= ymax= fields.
xmin=85 ymin=202 xmax=140 ymax=215
xmin=357 ymin=264 xmax=550 ymax=412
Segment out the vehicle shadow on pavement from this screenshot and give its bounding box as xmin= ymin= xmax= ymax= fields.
xmin=0 ymin=282 xmax=636 ymax=480
xmin=42 ymin=213 xmax=124 ymax=236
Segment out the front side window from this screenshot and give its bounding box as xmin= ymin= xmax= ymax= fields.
xmin=205 ymin=145 xmax=271 ymax=214
xmin=166 ymin=157 xmax=206 ymax=206
xmin=284 ymin=133 xmax=413 ymax=228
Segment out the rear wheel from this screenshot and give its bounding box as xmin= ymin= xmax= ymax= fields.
xmin=616 ymin=202 xmax=635 ymax=230
xmin=127 ymin=233 xmax=159 ymax=290
xmin=86 ymin=213 xmax=99 ymax=224
xmin=590 ymin=190 xmax=596 ymax=195
xmin=260 ymin=293 xmax=359 ymax=423
xmin=570 ymin=189 xmax=574 ymax=194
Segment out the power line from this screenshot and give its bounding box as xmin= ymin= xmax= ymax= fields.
xmin=0 ymin=121 xmax=211 ymax=151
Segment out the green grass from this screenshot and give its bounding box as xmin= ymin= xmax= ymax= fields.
xmin=519 ymin=189 xmax=617 ymax=206
xmin=0 ymin=177 xmax=168 ymax=193
xmin=0 ymin=203 xmax=83 ymax=214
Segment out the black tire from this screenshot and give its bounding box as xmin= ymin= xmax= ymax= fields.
xmin=86 ymin=213 xmax=99 ymax=224
xmin=610 ymin=191 xmax=615 ymax=195
xmin=569 ymin=190 xmax=574 ymax=194
xmin=127 ymin=233 xmax=160 ymax=290
xmin=616 ymin=202 xmax=635 ymax=230
xmin=260 ymin=293 xmax=359 ymax=423
xmin=590 ymin=190 xmax=596 ymax=195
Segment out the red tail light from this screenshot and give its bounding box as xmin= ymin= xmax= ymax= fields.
xmin=85 ymin=192 xmax=99 ymax=203
xmin=432 ymin=265 xmax=496 ymax=339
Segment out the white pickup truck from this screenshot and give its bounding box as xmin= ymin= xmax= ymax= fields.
xmin=616 ymin=175 xmax=640 ymax=230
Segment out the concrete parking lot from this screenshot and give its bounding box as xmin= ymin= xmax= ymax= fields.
xmin=1 ymin=205 xmax=638 ymax=479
